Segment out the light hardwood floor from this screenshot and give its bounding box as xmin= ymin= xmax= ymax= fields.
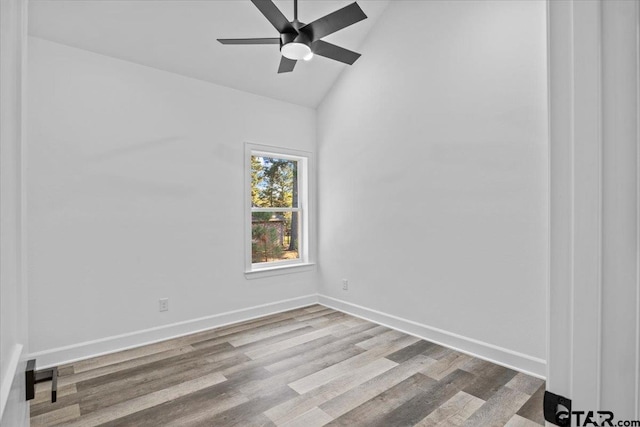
xmin=30 ymin=305 xmax=545 ymax=427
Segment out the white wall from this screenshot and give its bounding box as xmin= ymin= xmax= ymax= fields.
xmin=27 ymin=37 xmax=316 ymax=365
xmin=0 ymin=0 xmax=29 ymax=425
xmin=317 ymin=0 xmax=548 ymax=372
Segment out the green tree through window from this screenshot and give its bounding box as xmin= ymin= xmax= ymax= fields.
xmin=251 ymin=155 xmax=300 ymax=264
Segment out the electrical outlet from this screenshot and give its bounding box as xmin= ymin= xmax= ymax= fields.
xmin=342 ymin=279 xmax=349 ymax=291
xmin=159 ymin=298 xmax=169 ymax=312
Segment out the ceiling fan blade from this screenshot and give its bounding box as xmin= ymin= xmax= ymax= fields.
xmin=300 ymin=2 xmax=367 ymax=41
xmin=312 ymin=40 xmax=361 ymax=65
xmin=218 ymin=38 xmax=281 ymax=45
xmin=251 ymin=0 xmax=295 ymax=34
xmin=278 ymin=56 xmax=297 ymax=73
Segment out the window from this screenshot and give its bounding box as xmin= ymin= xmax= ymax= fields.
xmin=245 ymin=143 xmax=312 ymax=275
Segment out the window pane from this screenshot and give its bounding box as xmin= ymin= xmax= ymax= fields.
xmin=251 ymin=156 xmax=298 ymax=208
xmin=252 ymin=211 xmax=300 ymax=263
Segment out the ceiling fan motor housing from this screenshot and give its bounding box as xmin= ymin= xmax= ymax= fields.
xmin=280 ymin=23 xmax=312 ymax=60
xmin=280 ymin=22 xmax=310 ymax=46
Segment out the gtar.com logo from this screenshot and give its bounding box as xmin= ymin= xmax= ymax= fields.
xmin=557 ymin=410 xmax=640 ymax=427
xmin=557 ymin=410 xmax=612 ymax=426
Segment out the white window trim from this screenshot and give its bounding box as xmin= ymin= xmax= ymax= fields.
xmin=244 ymin=142 xmax=315 ymax=278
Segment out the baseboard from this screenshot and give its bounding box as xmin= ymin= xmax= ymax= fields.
xmin=27 ymin=293 xmax=546 ymax=379
xmin=318 ymin=294 xmax=546 ymax=379
xmin=0 ymin=344 xmax=23 ymax=422
xmin=28 ymin=294 xmax=319 ymax=369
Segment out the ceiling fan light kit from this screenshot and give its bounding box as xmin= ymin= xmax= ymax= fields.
xmin=218 ymin=0 xmax=367 ymax=73
xmin=281 ymin=43 xmax=312 ymax=61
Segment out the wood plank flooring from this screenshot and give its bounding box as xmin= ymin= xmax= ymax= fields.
xmin=30 ymin=305 xmax=545 ymax=427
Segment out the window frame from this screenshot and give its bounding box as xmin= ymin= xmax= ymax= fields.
xmin=244 ymin=143 xmax=314 ymax=277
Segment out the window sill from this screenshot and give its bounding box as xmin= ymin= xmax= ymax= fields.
xmin=244 ymin=263 xmax=316 ymax=280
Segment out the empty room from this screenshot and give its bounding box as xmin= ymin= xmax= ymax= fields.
xmin=1 ymin=0 xmax=639 ymax=426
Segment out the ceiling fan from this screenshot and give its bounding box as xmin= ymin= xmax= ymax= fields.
xmin=218 ymin=0 xmax=367 ymax=73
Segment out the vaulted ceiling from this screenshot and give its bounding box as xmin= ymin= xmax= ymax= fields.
xmin=28 ymin=0 xmax=390 ymax=108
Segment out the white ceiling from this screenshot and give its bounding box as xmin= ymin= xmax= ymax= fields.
xmin=28 ymin=0 xmax=390 ymax=108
